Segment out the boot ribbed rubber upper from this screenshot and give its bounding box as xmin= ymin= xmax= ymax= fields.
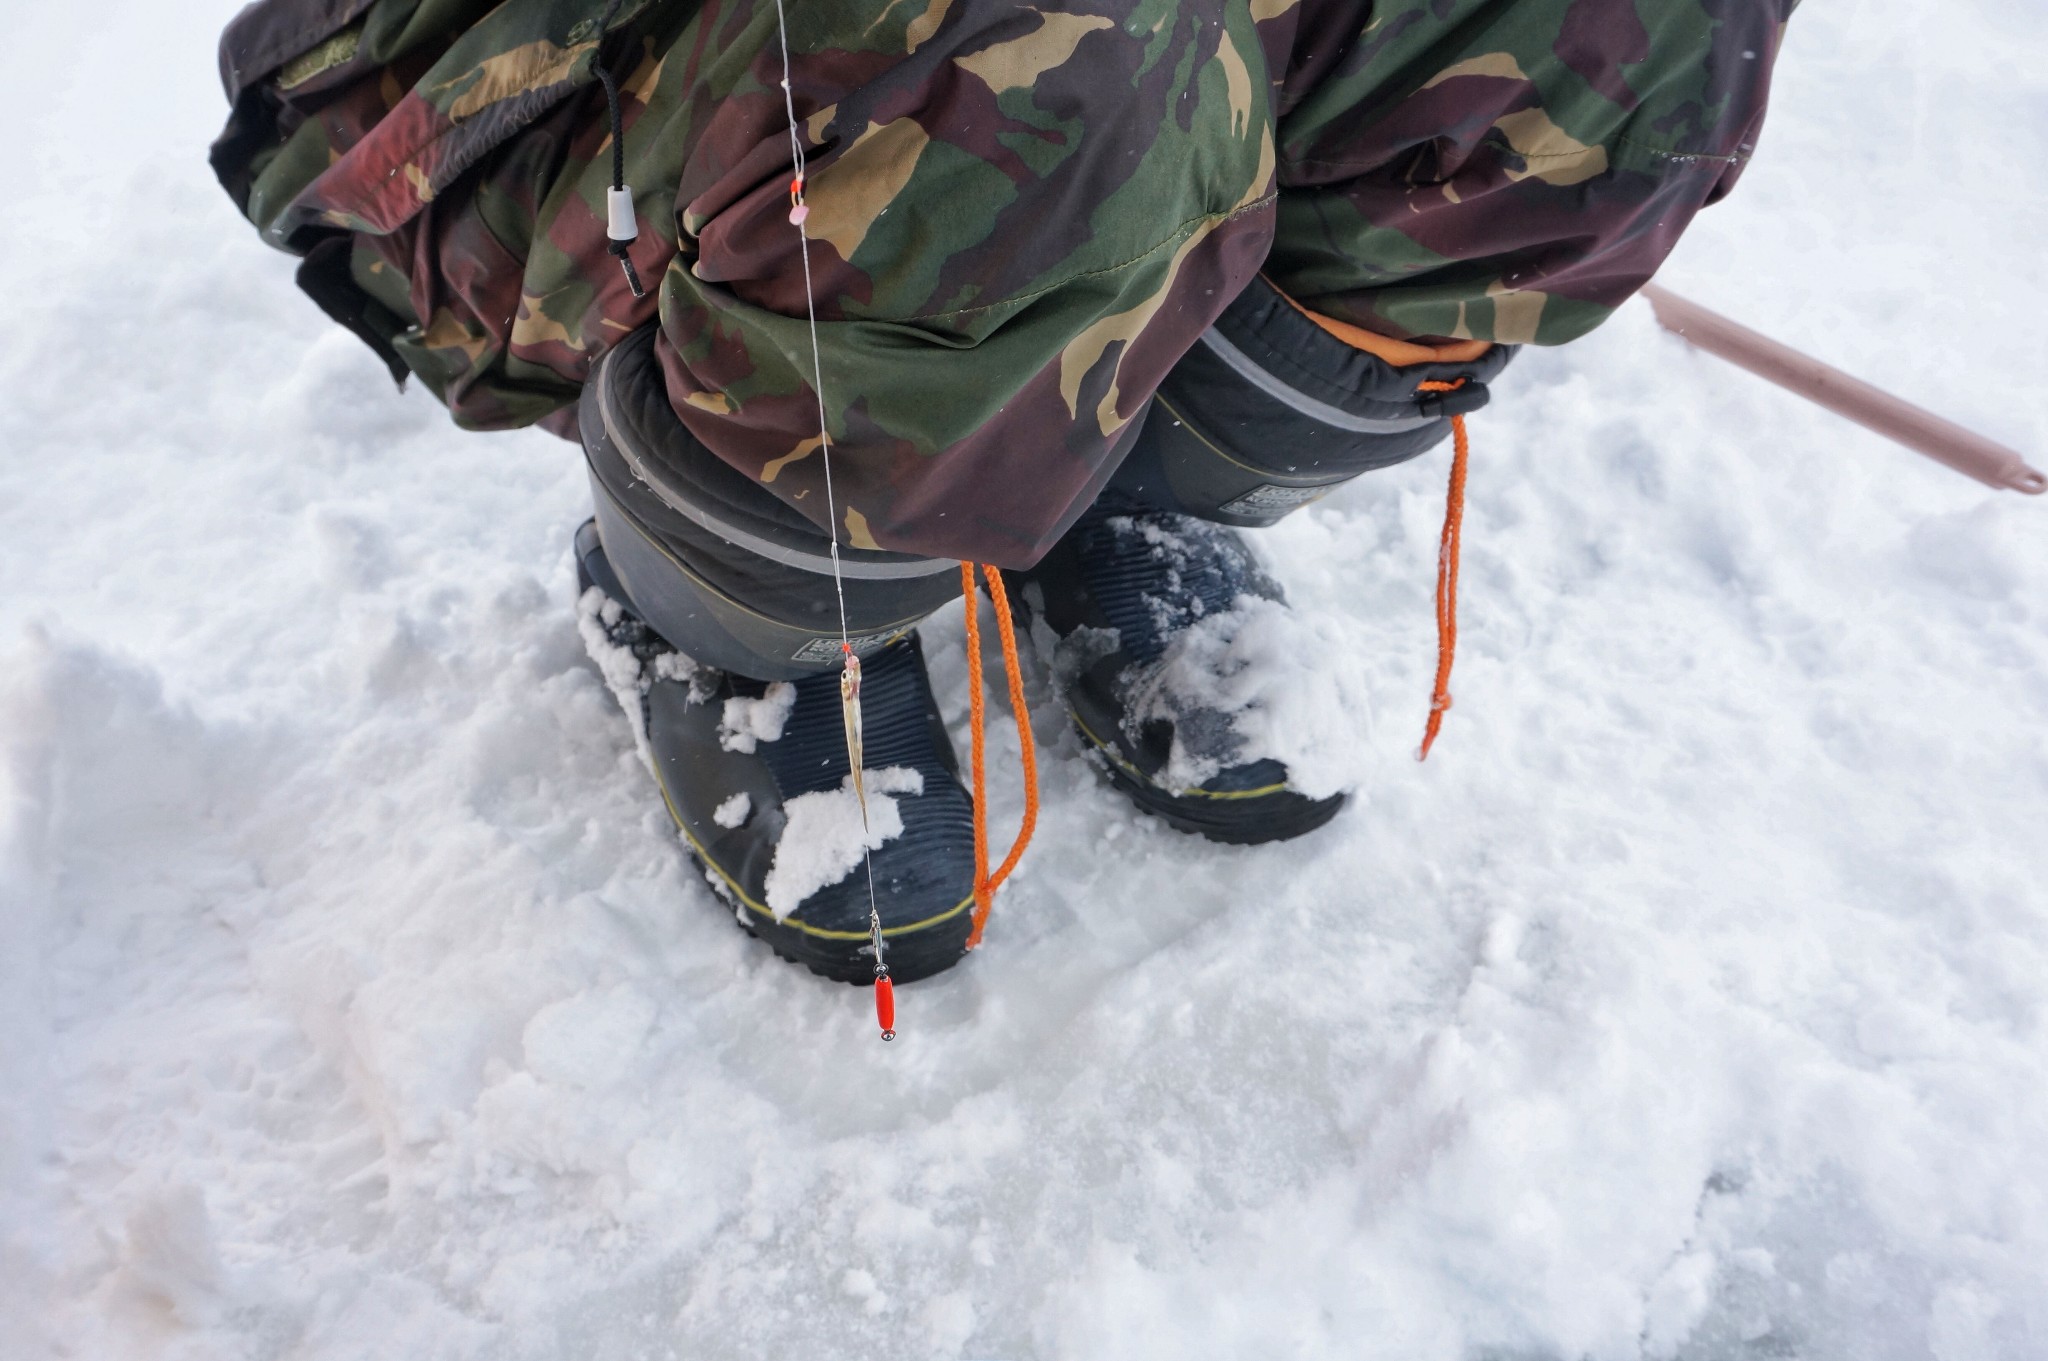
xmin=1018 ymin=493 xmax=1346 ymax=844
xmin=575 ymin=520 xmax=976 ymax=984
xmin=1069 ymin=499 xmax=1256 ymax=668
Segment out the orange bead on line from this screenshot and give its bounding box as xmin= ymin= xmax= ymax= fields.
xmin=875 ymin=976 xmax=896 ymax=1040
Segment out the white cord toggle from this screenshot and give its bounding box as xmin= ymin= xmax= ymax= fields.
xmin=607 ymin=186 xmax=638 ymax=243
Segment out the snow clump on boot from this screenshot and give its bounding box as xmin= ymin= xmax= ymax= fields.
xmin=718 ymin=683 xmax=797 ymax=753
xmin=575 ymin=585 xmax=706 ymax=771
xmin=1126 ymin=596 xmax=1371 ymax=800
xmin=763 ymin=766 xmax=925 ymax=919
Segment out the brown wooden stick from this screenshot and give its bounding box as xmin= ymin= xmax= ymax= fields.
xmin=1639 ymin=283 xmax=2046 ymax=496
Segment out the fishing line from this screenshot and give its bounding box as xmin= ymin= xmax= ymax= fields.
xmin=768 ymin=0 xmax=894 ymax=1037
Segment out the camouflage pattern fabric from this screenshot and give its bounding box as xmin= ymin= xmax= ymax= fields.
xmin=214 ymin=0 xmax=1793 ymax=567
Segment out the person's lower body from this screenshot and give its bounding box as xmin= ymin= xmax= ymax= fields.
xmin=573 ymin=269 xmax=1514 ymax=977
xmin=212 ymin=0 xmax=1785 ymax=983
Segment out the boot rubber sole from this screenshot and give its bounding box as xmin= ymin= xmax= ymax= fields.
xmin=1071 ymin=709 xmax=1347 ymax=846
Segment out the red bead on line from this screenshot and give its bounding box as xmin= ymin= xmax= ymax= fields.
xmin=875 ymin=975 xmax=896 ymax=1040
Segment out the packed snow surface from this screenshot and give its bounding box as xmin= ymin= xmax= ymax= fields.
xmin=763 ymin=767 xmax=924 ymax=918
xmin=4 ymin=2 xmax=2048 ymax=1359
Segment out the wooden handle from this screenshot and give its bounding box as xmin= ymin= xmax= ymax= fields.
xmin=1640 ymin=283 xmax=2046 ymax=495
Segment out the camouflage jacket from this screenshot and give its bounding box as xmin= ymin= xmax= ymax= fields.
xmin=215 ymin=0 xmax=1792 ymax=566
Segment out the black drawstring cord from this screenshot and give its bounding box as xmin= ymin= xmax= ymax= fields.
xmin=594 ymin=0 xmax=646 ymax=299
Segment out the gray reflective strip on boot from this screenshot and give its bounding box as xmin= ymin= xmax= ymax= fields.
xmin=594 ymin=342 xmax=959 ymax=583
xmin=1133 ymin=391 xmax=1374 ymax=528
xmin=589 ymin=472 xmax=926 ymax=678
xmin=1196 ymin=328 xmax=1440 ymax=435
xmin=578 ymin=329 xmax=961 ymax=678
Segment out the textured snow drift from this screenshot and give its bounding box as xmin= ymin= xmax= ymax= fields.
xmin=3 ymin=2 xmax=2048 ymax=1359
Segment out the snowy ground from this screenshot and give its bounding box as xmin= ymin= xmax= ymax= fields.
xmin=4 ymin=3 xmax=2047 ymax=1358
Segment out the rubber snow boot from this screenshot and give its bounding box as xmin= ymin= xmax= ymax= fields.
xmin=1013 ymin=493 xmax=1346 ymax=844
xmin=574 ymin=520 xmax=977 ymax=984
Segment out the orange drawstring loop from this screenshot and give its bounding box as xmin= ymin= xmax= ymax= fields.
xmin=959 ymin=563 xmax=1040 ymax=948
xmin=1414 ymin=380 xmax=1471 ymax=762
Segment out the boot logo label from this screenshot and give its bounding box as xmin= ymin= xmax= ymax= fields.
xmin=1220 ymin=483 xmax=1333 ymax=519
xmin=792 ymin=629 xmax=905 ymax=664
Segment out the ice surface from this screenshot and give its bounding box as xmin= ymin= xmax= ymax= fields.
xmin=3 ymin=2 xmax=2048 ymax=1358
